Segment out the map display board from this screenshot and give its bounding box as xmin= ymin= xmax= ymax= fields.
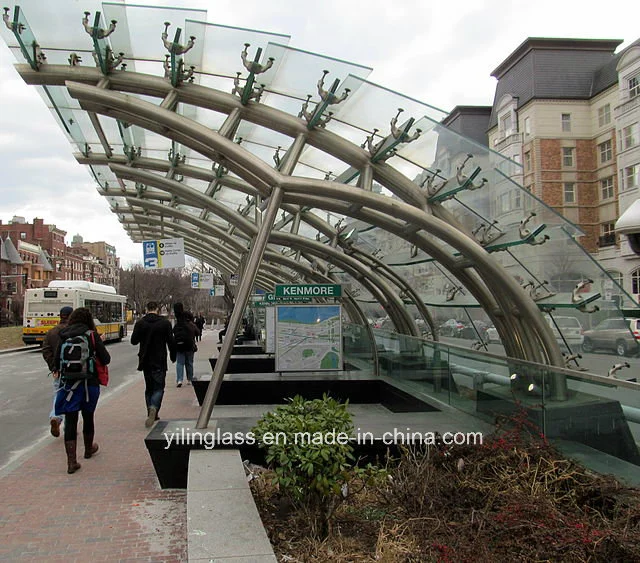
xmin=275 ymin=305 xmax=342 ymax=372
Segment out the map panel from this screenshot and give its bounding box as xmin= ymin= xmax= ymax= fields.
xmin=275 ymin=305 xmax=342 ymax=372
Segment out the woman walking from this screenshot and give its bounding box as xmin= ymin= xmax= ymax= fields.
xmin=54 ymin=307 xmax=110 ymax=474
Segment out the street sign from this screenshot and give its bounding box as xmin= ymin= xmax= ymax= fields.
xmin=275 ymin=284 xmax=341 ymax=298
xmin=209 ymin=285 xmax=225 ymax=296
xmin=143 ymin=238 xmax=185 ymax=269
xmin=191 ymin=272 xmax=214 ymax=289
xmin=230 ymin=274 xmax=239 ymax=286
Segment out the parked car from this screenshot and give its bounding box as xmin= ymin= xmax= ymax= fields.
xmin=582 ymin=317 xmax=640 ymax=357
xmin=545 ymin=315 xmax=584 ymax=351
xmin=373 ymin=316 xmax=393 ymax=330
xmin=461 ymin=320 xmax=489 ymax=340
xmin=485 ymin=325 xmax=500 ymax=343
xmin=439 ymin=319 xmax=466 ymax=337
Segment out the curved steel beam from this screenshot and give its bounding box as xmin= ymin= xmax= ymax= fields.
xmin=53 ymin=72 xmax=562 ymax=372
xmin=127 ymin=199 xmax=417 ymax=336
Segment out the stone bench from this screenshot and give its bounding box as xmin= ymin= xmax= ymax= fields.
xmin=187 ymin=449 xmax=276 ymax=562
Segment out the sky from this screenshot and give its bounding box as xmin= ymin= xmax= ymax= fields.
xmin=1 ymin=0 xmax=639 ymax=268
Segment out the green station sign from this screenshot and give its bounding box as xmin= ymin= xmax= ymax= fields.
xmin=274 ymin=284 xmax=342 ymax=298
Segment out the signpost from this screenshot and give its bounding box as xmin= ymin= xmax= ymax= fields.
xmin=143 ymin=238 xmax=185 ymax=269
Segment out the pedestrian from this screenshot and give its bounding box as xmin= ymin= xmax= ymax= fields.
xmin=194 ymin=312 xmax=205 ymax=342
xmin=218 ymin=313 xmax=230 ymax=343
xmin=53 ymin=307 xmax=110 ymax=474
xmin=131 ymin=301 xmax=176 ymax=428
xmin=41 ymin=305 xmax=73 ymax=438
xmin=173 ymin=306 xmax=200 ymax=387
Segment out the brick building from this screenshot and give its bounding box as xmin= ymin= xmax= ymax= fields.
xmin=0 ymin=217 xmax=122 ymax=319
xmin=447 ymin=37 xmax=640 ymax=303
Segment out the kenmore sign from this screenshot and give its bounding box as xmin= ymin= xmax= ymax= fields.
xmin=275 ymin=284 xmax=342 ymax=298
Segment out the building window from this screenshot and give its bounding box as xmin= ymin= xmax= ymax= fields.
xmin=524 ymin=151 xmax=531 ymax=172
xmin=625 ymin=164 xmax=639 ymax=190
xmin=598 ymin=104 xmax=611 ymax=127
xmin=607 ymin=270 xmax=623 ymax=288
xmin=632 ymin=268 xmax=640 ymax=294
xmin=564 ymin=182 xmax=576 ymax=203
xmin=599 ymin=139 xmax=612 ymax=163
xmin=513 ymin=189 xmax=522 ymax=209
xmin=524 ymin=117 xmax=531 ymax=135
xmin=601 ymin=177 xmax=614 ymax=200
xmin=499 ymin=113 xmax=513 ymax=135
xmin=562 ymin=147 xmax=574 ymax=167
xmin=20 ymin=232 xmax=26 ymax=240
xmin=599 ymin=222 xmax=616 ymax=247
xmin=630 ymin=75 xmax=640 ymax=99
xmin=623 ymin=123 xmax=638 ymax=150
xmin=561 ymin=113 xmax=571 ymax=132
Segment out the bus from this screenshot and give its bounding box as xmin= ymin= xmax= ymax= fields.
xmin=23 ymin=280 xmax=127 ymax=345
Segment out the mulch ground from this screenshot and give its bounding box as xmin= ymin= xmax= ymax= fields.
xmin=250 ymin=414 xmax=640 ymax=562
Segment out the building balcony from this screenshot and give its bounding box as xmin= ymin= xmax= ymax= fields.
xmin=614 ymin=95 xmax=640 ymax=118
xmin=493 ymin=131 xmax=522 ymax=151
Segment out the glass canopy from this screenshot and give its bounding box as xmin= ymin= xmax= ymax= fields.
xmin=2 ymin=0 xmax=638 ymax=372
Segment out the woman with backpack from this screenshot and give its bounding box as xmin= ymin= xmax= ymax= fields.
xmin=53 ymin=307 xmax=111 ymax=474
xmin=172 ymin=304 xmax=200 ymax=387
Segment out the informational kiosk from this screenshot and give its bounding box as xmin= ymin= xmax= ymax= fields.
xmin=269 ymin=284 xmax=343 ymax=372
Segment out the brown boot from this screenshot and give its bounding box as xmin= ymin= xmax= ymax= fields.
xmin=64 ymin=440 xmax=81 ymax=474
xmin=83 ymin=432 xmax=99 ymax=459
xmin=145 ymin=406 xmax=158 ymax=428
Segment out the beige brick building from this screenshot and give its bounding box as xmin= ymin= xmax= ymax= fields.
xmin=485 ymin=37 xmax=640 ymax=303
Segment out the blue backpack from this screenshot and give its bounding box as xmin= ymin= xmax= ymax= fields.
xmin=60 ymin=330 xmax=95 ymax=381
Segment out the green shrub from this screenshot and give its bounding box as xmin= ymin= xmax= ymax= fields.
xmin=252 ymin=394 xmax=356 ymax=538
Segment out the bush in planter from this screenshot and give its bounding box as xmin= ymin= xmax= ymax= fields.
xmin=253 ymin=394 xmax=364 ymax=538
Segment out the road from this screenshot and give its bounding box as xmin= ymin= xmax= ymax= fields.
xmin=437 ymin=336 xmax=640 ymax=380
xmin=0 ymin=337 xmax=142 ymax=474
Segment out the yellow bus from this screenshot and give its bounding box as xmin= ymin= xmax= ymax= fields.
xmin=23 ymin=280 xmax=127 ymax=345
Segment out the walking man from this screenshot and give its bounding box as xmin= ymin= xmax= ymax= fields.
xmin=42 ymin=305 xmax=73 ymax=437
xmin=131 ymin=301 xmax=176 ymax=428
xmin=194 ymin=312 xmax=205 ymax=342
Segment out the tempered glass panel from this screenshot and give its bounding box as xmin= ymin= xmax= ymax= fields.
xmin=184 ymin=21 xmax=289 ymax=85
xmin=104 ymin=3 xmax=207 ymax=62
xmin=296 ymin=144 xmax=351 ymax=179
xmin=1 ymin=1 xmax=106 ymax=50
xmin=262 ymin=44 xmax=371 ymax=108
xmin=328 ymin=76 xmax=447 ymax=140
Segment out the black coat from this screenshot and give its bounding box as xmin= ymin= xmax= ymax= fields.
xmin=131 ymin=313 xmax=176 ymax=371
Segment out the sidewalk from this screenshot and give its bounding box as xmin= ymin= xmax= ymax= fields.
xmin=0 ymin=330 xmax=221 ymax=562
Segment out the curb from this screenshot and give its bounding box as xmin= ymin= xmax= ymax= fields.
xmin=0 ymin=345 xmax=40 ymax=355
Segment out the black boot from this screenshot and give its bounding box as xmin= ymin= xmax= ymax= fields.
xmin=83 ymin=431 xmax=99 ymax=459
xmin=65 ymin=440 xmax=81 ymax=474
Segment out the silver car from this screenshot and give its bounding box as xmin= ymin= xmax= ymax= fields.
xmin=582 ymin=318 xmax=640 ymax=357
xmin=545 ymin=315 xmax=584 ymax=351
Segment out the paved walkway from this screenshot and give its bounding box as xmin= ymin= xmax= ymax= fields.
xmin=0 ymin=330 xmax=221 ymax=562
